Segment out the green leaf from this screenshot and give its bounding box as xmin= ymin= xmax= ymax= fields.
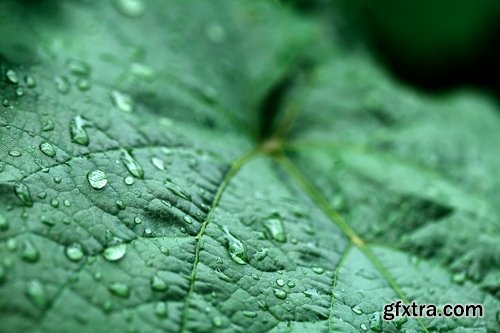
xmin=1 ymin=1 xmax=499 ymax=333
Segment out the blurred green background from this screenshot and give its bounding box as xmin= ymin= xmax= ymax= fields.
xmin=287 ymin=0 xmax=500 ymax=97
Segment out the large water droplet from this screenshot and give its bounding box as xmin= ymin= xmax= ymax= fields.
xmin=14 ymin=182 xmax=33 ymax=207
xmin=21 ymin=241 xmax=39 ymax=262
xmin=65 ymin=243 xmax=84 ymax=261
xmin=103 ymin=243 xmax=127 ymax=262
xmin=5 ymin=69 xmax=19 ymax=84
xmin=70 ymin=115 xmax=90 ymax=145
xmin=112 ymin=0 xmax=145 ymax=17
xmin=151 ymin=157 xmax=164 ymax=170
xmin=121 ymin=149 xmax=144 ymax=179
xmin=8 ymin=149 xmax=22 ymax=157
xmin=276 ymin=279 xmax=285 ymax=287
xmin=223 ymin=226 xmax=247 ymax=265
xmin=263 ymin=218 xmax=286 ymax=243
xmin=87 ymin=170 xmax=107 ymax=190
xmin=108 ymin=282 xmax=130 ymax=298
xmin=110 ymin=90 xmax=134 ymax=113
xmin=273 ymin=288 xmax=287 ymax=300
xmin=26 ymin=280 xmax=47 ymax=307
xmin=39 ymin=142 xmax=56 ymax=157
xmin=150 ymin=275 xmax=168 ymax=291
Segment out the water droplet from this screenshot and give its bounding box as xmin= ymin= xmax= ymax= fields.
xmin=276 ymin=279 xmax=285 ymax=287
xmin=206 ymin=22 xmax=226 ymax=43
xmin=21 ymin=241 xmax=39 ymax=262
xmin=183 ymin=215 xmax=193 ymax=224
xmin=273 ymin=288 xmax=287 ymax=300
xmin=263 ymin=218 xmax=286 ymax=243
xmin=130 ymin=63 xmax=155 ymax=80
xmin=151 ymin=156 xmax=164 ymax=170
xmin=0 ymin=264 xmax=6 ymax=283
xmin=87 ymin=170 xmax=107 ymax=189
xmin=2 ymin=98 xmax=8 ymax=107
xmin=452 ymin=272 xmax=466 ymax=285
xmin=112 ymin=0 xmax=145 ymax=17
xmin=351 ymin=305 xmax=362 ymax=315
xmin=369 ymin=312 xmax=383 ymax=332
xmin=144 ymin=228 xmax=152 ymax=236
xmin=9 ymin=149 xmax=22 ymax=157
xmin=50 ymin=199 xmax=59 ymax=208
xmin=16 ymin=87 xmax=24 ymax=96
xmin=42 ymin=120 xmax=54 ymax=131
xmin=115 ymin=200 xmax=125 ymax=210
xmin=155 ymin=302 xmax=167 ymax=318
xmin=25 ymin=75 xmax=36 ymax=88
xmin=287 ymin=280 xmax=295 ymax=288
xmin=76 ymin=79 xmax=91 ymax=91
xmin=0 ymin=214 xmax=8 ymax=231
xmin=393 ymin=316 xmax=407 ymax=329
xmin=110 ymin=90 xmax=134 ymax=113
xmin=26 ymin=280 xmax=47 ymax=307
xmin=223 ymin=226 xmax=247 ymax=265
xmin=360 ymin=323 xmax=368 ymax=331
xmin=134 ymin=217 xmax=142 ymax=224
xmin=38 ymin=142 xmax=56 ymax=157
xmin=103 ymin=243 xmax=127 ymax=262
xmin=14 ymin=182 xmax=33 ymax=207
xmin=212 ymin=316 xmax=223 ymax=327
xmin=108 ymin=282 xmax=130 ymax=298
xmin=54 ymin=176 xmax=62 ymax=184
xmin=70 ymin=115 xmax=90 ymax=145
xmin=65 ymin=243 xmax=84 ymax=261
xmin=121 ymin=149 xmax=144 ymax=179
xmin=54 ymin=76 xmax=70 ymax=94
xmin=124 ymin=175 xmax=135 ymax=185
xmin=164 ymin=179 xmax=190 ymax=200
xmin=242 ymin=311 xmax=257 ymax=318
xmin=150 ymin=275 xmax=168 ymax=291
xmin=5 ymin=69 xmax=19 ymax=84
xmin=6 ymin=239 xmax=17 ymax=251
xmin=67 ymin=59 xmax=91 ymax=76
xmin=63 ymin=199 xmax=71 ymax=207
xmin=312 ymin=267 xmax=325 ymax=274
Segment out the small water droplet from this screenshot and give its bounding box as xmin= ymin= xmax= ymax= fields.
xmin=312 ymin=267 xmax=325 ymax=274
xmin=164 ymin=179 xmax=190 ymax=200
xmin=15 ymin=87 xmax=24 ymax=96
xmin=25 ymin=75 xmax=36 ymax=88
xmin=223 ymin=226 xmax=247 ymax=265
xmin=206 ymin=22 xmax=226 ymax=43
xmin=26 ymin=280 xmax=47 ymax=307
xmin=287 ymin=280 xmax=295 ymax=288
xmin=108 ymin=282 xmax=130 ymax=298
xmin=151 ymin=156 xmax=164 ymax=170
xmin=9 ymin=149 xmax=22 ymax=157
xmin=212 ymin=316 xmax=223 ymax=327
xmin=6 ymin=239 xmax=17 ymax=251
xmin=39 ymin=142 xmax=56 ymax=157
xmin=121 ymin=149 xmax=144 ymax=179
xmin=50 ymin=199 xmax=59 ymax=208
xmin=54 ymin=176 xmax=62 ymax=184
xmin=14 ymin=182 xmax=33 ymax=207
xmin=144 ymin=228 xmax=152 ymax=236
xmin=76 ymin=79 xmax=91 ymax=91
xmin=360 ymin=323 xmax=368 ymax=331
xmin=55 ymin=76 xmax=70 ymax=94
xmin=87 ymin=170 xmax=107 ymax=189
xmin=5 ymin=69 xmax=19 ymax=84
xmin=0 ymin=214 xmax=8 ymax=231
xmin=21 ymin=241 xmax=39 ymax=262
xmin=263 ymin=218 xmax=286 ymax=243
xmin=65 ymin=243 xmax=84 ymax=261
xmin=258 ymin=300 xmax=268 ymax=311
xmin=112 ymin=0 xmax=145 ymax=17
xmin=110 ymin=90 xmax=134 ymax=113
xmin=273 ymin=288 xmax=287 ymax=300
xmin=70 ymin=115 xmax=90 ymax=145
xmin=124 ymin=175 xmax=135 ymax=185
xmin=369 ymin=312 xmax=383 ymax=332
xmin=155 ymin=302 xmax=167 ymax=318
xmin=183 ymin=215 xmax=193 ymax=224
xmin=103 ymin=243 xmax=127 ymax=262
xmin=63 ymin=199 xmax=71 ymax=207
xmin=276 ymin=279 xmax=285 ymax=287
xmin=115 ymin=200 xmax=125 ymax=210
xmin=130 ymin=63 xmax=155 ymax=80
xmin=133 ymin=216 xmax=142 ymax=224
xmin=351 ymin=305 xmax=362 ymax=315
xmin=151 ymin=275 xmax=168 ymax=291
xmin=67 ymin=59 xmax=91 ymax=76
xmin=42 ymin=120 xmax=54 ymax=131
xmin=242 ymin=311 xmax=257 ymax=318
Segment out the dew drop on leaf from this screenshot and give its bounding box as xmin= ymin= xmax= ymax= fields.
xmin=212 ymin=316 xmax=223 ymax=328
xmin=134 ymin=216 xmax=142 ymax=224
xmin=26 ymin=280 xmax=47 ymax=307
xmin=155 ymin=302 xmax=167 ymax=318
xmin=25 ymin=75 xmax=36 ymax=88
xmin=151 ymin=156 xmax=164 ymax=170
xmin=65 ymin=243 xmax=84 ymax=261
xmin=39 ymin=142 xmax=56 ymax=157
xmin=273 ymin=288 xmax=287 ymax=300
xmin=70 ymin=115 xmax=90 ymax=145
xmin=360 ymin=323 xmax=368 ymax=331
xmin=115 ymin=200 xmax=125 ymax=210
xmin=108 ymin=282 xmax=130 ymax=298
xmin=312 ymin=267 xmax=325 ymax=274
xmin=369 ymin=312 xmax=383 ymax=332
xmin=8 ymin=149 xmax=22 ymax=157
xmin=21 ymin=241 xmax=39 ymax=263
xmin=124 ymin=175 xmax=135 ymax=185
xmin=50 ymin=199 xmax=59 ymax=208
xmin=452 ymin=272 xmax=466 ymax=285
xmin=183 ymin=215 xmax=192 ymax=224
xmin=14 ymin=182 xmax=33 ymax=207
xmin=242 ymin=311 xmax=257 ymax=318
xmin=63 ymin=199 xmax=71 ymax=207
xmin=54 ymin=76 xmax=70 ymax=94
xmin=54 ymin=176 xmax=62 ymax=184
xmin=103 ymin=243 xmax=127 ymax=262
xmin=110 ymin=90 xmax=134 ymax=112
xmin=276 ymin=279 xmax=285 ymax=287
xmin=120 ymin=149 xmax=144 ymax=179
xmin=0 ymin=214 xmax=8 ymax=231
xmin=263 ymin=217 xmax=286 ymax=243
xmin=150 ymin=275 xmax=168 ymax=291
xmin=287 ymin=280 xmax=295 ymax=288
xmin=223 ymin=226 xmax=247 ymax=265
xmin=15 ymin=87 xmax=24 ymax=97
xmin=5 ymin=69 xmax=19 ymax=84
xmin=112 ymin=0 xmax=145 ymax=17
xmin=67 ymin=59 xmax=91 ymax=76
xmin=165 ymin=179 xmax=190 ymax=200
xmin=351 ymin=305 xmax=362 ymax=315
xmin=87 ymin=170 xmax=108 ymax=189
xmin=42 ymin=120 xmax=54 ymax=131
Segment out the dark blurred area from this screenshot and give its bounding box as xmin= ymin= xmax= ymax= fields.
xmin=287 ymin=0 xmax=500 ymax=98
